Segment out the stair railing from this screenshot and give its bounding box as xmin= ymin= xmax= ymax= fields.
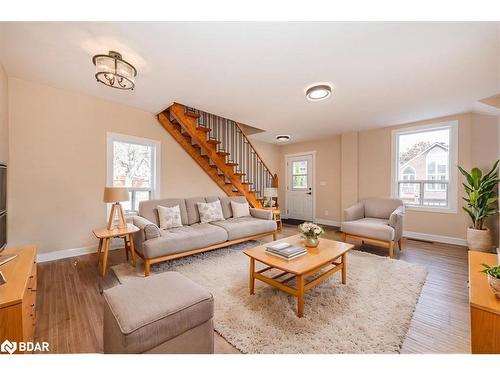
xmin=186 ymin=106 xmax=277 ymax=199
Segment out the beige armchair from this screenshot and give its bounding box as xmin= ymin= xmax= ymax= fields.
xmin=340 ymin=197 xmax=404 ymax=258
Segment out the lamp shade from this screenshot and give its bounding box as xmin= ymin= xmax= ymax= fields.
xmin=264 ymin=187 xmax=278 ymax=197
xmin=103 ymin=187 xmax=129 ymax=203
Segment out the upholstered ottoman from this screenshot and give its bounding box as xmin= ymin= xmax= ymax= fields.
xmin=103 ymin=272 xmax=214 ymax=354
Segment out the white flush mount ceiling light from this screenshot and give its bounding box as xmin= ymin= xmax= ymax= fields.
xmin=92 ymin=51 xmax=137 ymax=90
xmin=276 ymin=135 xmax=291 ymax=143
xmin=305 ymin=83 xmax=332 ymax=101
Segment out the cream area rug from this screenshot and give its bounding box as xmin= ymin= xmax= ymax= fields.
xmin=111 ymin=241 xmax=427 ymax=354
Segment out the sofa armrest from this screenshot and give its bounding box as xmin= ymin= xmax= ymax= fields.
xmin=389 ymin=206 xmax=404 ymax=241
xmin=250 ymin=208 xmax=273 ymax=220
xmin=343 ymin=202 xmax=364 ymax=221
xmin=132 ymin=216 xmax=161 ymax=240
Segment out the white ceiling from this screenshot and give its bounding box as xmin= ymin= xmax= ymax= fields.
xmin=0 ymin=22 xmax=498 ymax=143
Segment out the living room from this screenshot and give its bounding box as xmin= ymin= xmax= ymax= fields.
xmin=1 ymin=2 xmax=500 ymax=373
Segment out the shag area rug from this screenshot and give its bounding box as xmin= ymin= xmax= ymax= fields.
xmin=111 ymin=240 xmax=427 ymax=354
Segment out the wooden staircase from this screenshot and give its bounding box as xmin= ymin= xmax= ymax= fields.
xmin=157 ymin=103 xmax=278 ymax=208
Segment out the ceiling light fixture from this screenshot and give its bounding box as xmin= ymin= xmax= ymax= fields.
xmin=305 ymin=83 xmax=332 ymax=101
xmin=276 ymin=135 xmax=291 ymax=143
xmin=92 ymin=51 xmax=137 ymax=90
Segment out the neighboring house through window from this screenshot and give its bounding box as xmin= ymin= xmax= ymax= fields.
xmin=107 ymin=132 xmax=161 ymax=214
xmin=392 ymin=121 xmax=458 ymax=212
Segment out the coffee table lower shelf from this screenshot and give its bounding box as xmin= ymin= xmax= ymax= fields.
xmin=248 ymin=253 xmax=347 ymax=317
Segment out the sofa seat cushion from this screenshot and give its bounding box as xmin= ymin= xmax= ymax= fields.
xmin=103 ymin=272 xmax=214 ymax=353
xmin=210 ymin=216 xmax=277 ymax=241
xmin=341 ymin=218 xmax=395 ymax=241
xmin=142 ymin=223 xmax=228 ymax=259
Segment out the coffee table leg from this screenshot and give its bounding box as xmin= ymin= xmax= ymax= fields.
xmin=249 ymin=258 xmax=255 ymax=295
xmin=341 ymin=253 xmax=347 ymax=285
xmin=297 ymin=275 xmax=304 ymax=317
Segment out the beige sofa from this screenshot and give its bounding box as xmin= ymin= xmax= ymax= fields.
xmin=132 ymin=196 xmax=277 ymax=276
xmin=340 ymin=197 xmax=404 ymax=258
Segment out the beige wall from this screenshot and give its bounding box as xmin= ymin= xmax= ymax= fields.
xmin=274 ymin=112 xmax=498 ymax=244
xmin=8 ymin=78 xmax=224 ymax=254
xmin=340 ymin=132 xmax=358 ymax=215
xmin=358 ymin=112 xmax=498 ymax=243
xmin=249 ymin=138 xmax=280 ymax=176
xmin=0 ymin=64 xmax=7 ymax=163
xmin=277 ymin=136 xmax=342 ymax=223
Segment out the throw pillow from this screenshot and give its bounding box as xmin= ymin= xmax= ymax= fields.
xmin=231 ymin=200 xmax=250 ymax=218
xmin=157 ymin=205 xmax=183 ymax=230
xmin=197 ymin=200 xmax=225 ymax=223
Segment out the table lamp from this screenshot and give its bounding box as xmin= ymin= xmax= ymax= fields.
xmin=103 ymin=187 xmax=129 ymax=230
xmin=263 ymin=187 xmax=278 ymax=208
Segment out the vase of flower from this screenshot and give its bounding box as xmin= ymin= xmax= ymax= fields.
xmin=299 ymin=222 xmax=325 ymax=248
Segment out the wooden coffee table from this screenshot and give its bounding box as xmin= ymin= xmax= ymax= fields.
xmin=244 ymin=234 xmax=353 ymax=317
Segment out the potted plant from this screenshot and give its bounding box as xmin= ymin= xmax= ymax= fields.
xmin=458 ymin=160 xmax=499 ymax=251
xmin=299 ymin=222 xmax=325 ymax=248
xmin=482 ymin=264 xmax=500 ymax=297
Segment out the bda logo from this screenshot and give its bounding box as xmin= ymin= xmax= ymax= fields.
xmin=1 ymin=339 xmax=17 ymax=354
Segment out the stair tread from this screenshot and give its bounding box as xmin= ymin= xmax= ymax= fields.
xmin=197 ymin=126 xmax=211 ymax=132
xmin=207 ymin=139 xmax=221 ymax=145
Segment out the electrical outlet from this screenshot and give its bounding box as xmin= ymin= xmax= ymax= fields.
xmin=324 ymin=210 xmax=329 ymax=216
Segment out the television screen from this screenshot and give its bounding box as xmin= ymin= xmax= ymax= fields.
xmin=0 ymin=212 xmax=5 ymax=250
xmin=0 ymin=164 xmax=5 ymax=213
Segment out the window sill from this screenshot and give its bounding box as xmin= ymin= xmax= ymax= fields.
xmin=405 ymin=205 xmax=457 ymax=214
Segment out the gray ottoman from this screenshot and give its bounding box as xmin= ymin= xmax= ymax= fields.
xmin=103 ymin=271 xmax=214 ymax=354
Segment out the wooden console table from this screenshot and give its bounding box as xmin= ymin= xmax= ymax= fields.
xmin=468 ymin=250 xmax=500 ymax=353
xmin=0 ymin=246 xmax=37 ymax=354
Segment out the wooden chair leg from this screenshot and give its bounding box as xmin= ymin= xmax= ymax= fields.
xmin=389 ymin=241 xmax=394 ymax=258
xmin=398 ymin=239 xmax=403 ymax=251
xmin=272 ymin=232 xmax=277 ymax=241
xmin=144 ymin=259 xmax=151 ymax=277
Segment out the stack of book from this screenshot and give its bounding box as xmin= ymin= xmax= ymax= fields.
xmin=266 ymin=242 xmax=307 ymax=260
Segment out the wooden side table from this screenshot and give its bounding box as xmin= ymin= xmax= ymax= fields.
xmin=262 ymin=207 xmax=282 ymax=231
xmin=92 ymin=224 xmax=140 ymax=276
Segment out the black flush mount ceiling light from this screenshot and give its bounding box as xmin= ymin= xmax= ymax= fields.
xmin=276 ymin=135 xmax=291 ymax=143
xmin=92 ymin=51 xmax=137 ymax=90
xmin=305 ymin=83 xmax=332 ymax=101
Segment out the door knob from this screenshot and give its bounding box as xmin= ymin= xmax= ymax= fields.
xmin=306 ymin=192 xmax=312 ymax=195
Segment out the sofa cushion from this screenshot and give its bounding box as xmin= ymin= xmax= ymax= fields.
xmin=157 ymin=205 xmax=183 ymax=230
xmin=103 ymin=272 xmax=213 ymax=354
xmin=210 ymin=216 xmax=277 ymax=241
xmin=363 ymin=197 xmax=403 ymax=219
xmin=197 ymin=200 xmax=225 ymax=223
xmin=206 ymin=196 xmax=247 ymax=219
xmin=142 ymin=223 xmax=228 ymax=258
xmin=185 ymin=197 xmax=206 ymax=225
xmin=341 ymin=218 xmax=395 ymax=241
xmin=231 ymin=200 xmax=250 ymax=218
xmin=139 ymin=199 xmax=189 ymax=226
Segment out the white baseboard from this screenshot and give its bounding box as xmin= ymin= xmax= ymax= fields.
xmin=403 ymin=230 xmax=467 ymax=247
xmin=37 ymin=242 xmax=122 ymax=263
xmin=314 ymin=218 xmax=341 ymax=227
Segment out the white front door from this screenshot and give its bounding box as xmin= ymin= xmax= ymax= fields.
xmin=286 ymin=153 xmax=314 ymax=221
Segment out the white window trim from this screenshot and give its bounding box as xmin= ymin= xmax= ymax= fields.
xmin=390 ymin=121 xmax=458 ymax=214
xmin=106 ymin=132 xmax=161 ymax=214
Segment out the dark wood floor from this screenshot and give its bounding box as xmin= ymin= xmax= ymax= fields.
xmin=34 ymin=224 xmax=470 ymax=353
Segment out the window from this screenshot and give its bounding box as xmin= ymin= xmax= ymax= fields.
xmin=292 ymin=160 xmax=308 ymax=189
xmin=392 ymin=121 xmax=458 ymax=212
xmin=107 ymin=132 xmax=160 ymax=214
